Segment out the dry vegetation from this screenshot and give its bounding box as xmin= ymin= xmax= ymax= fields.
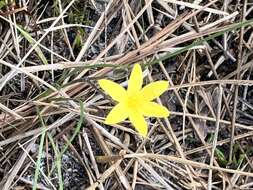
xmin=0 ymin=0 xmax=253 ymax=189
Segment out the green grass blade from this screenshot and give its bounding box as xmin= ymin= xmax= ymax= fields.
xmin=48 ymin=101 xmax=84 ymax=178
xmin=60 ymin=101 xmax=84 ymax=156
xmin=18 ymin=26 xmax=48 ymax=65
xmin=146 ymin=19 xmax=253 ymax=67
xmin=47 ymin=133 xmax=64 ymax=190
xmin=32 ymin=108 xmax=46 ymax=190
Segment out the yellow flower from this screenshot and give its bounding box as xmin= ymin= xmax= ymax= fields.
xmin=98 ymin=64 xmax=170 ymax=137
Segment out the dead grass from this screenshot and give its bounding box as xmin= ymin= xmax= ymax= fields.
xmin=0 ymin=0 xmax=253 ymax=189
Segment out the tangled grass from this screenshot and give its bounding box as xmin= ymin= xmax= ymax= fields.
xmin=0 ymin=0 xmax=253 ymax=189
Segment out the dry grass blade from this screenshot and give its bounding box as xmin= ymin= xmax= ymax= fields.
xmin=0 ymin=139 xmax=36 ymax=190
xmin=0 ymin=102 xmax=24 ymax=120
xmin=0 ymin=0 xmax=76 ymax=90
xmin=85 ymin=159 xmax=122 ymax=190
xmin=162 ymin=0 xmax=229 ymax=15
xmin=207 ymin=85 xmax=223 ymax=190
xmin=124 ymin=153 xmax=253 ymax=177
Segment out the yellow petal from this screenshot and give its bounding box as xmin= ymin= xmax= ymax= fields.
xmin=105 ymin=103 xmax=128 ymax=124
xmin=129 ymin=111 xmax=147 ymax=137
xmin=98 ymin=79 xmax=127 ymax=102
xmin=140 ymin=81 xmax=168 ymax=101
xmin=127 ymin=64 xmax=143 ymax=95
xmin=140 ymin=102 xmax=170 ymax=117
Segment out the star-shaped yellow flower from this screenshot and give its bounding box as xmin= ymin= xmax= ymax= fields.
xmin=98 ymin=64 xmax=170 ymax=137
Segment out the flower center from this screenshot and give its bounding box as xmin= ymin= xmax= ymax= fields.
xmin=125 ymin=94 xmax=142 ymax=109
